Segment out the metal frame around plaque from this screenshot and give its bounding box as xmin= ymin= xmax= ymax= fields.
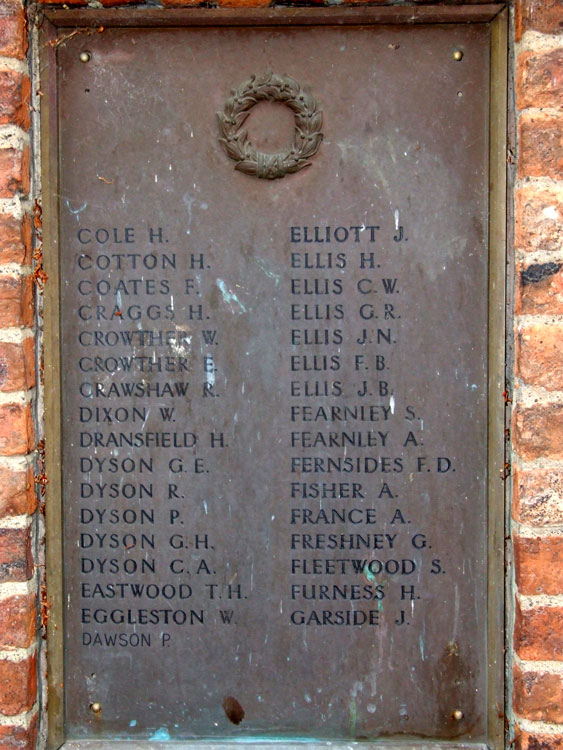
xmin=38 ymin=6 xmax=508 ymax=750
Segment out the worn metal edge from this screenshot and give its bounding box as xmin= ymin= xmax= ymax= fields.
xmin=61 ymin=743 xmax=493 ymax=750
xmin=486 ymin=8 xmax=507 ymax=750
xmin=39 ymin=16 xmax=66 ymax=750
xmin=502 ymin=5 xmax=517 ymax=747
xmin=41 ymin=4 xmax=505 ymax=28
xmin=37 ymin=8 xmax=508 ymax=750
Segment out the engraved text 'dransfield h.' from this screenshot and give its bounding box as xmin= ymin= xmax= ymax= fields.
xmin=217 ymin=71 xmax=323 ymax=180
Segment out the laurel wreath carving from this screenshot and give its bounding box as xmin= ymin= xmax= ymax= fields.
xmin=217 ymin=71 xmax=323 ymax=180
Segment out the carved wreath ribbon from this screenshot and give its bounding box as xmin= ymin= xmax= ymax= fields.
xmin=217 ymin=71 xmax=323 ymax=180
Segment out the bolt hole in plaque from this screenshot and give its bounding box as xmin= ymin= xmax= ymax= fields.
xmin=50 ymin=14 xmax=504 ymax=747
xmin=223 ymin=696 xmax=246 ymax=725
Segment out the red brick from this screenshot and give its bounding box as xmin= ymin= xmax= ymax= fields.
xmin=0 ymin=276 xmax=34 ymax=328
xmin=515 ymin=600 xmax=563 ymax=661
xmin=216 ymin=0 xmax=271 ymax=6
xmin=0 ymin=464 xmax=36 ymax=518
xmin=0 ymin=72 xmax=30 ymax=131
xmin=515 ymin=728 xmax=563 ymax=750
xmin=0 ymin=403 xmax=33 ymax=457
xmin=0 ymin=595 xmax=35 ymax=649
xmin=0 ymin=656 xmax=36 ymax=716
xmin=516 ymin=322 xmax=563 ymax=389
xmin=0 ymin=147 xmax=30 ymax=199
xmin=21 ymin=338 xmax=33 ymax=389
xmin=514 ymin=402 xmax=563 ymax=461
xmin=151 ymin=0 xmax=200 ymax=5
xmin=514 ymin=664 xmax=563 ymax=723
xmin=516 ymin=260 xmax=563 ymax=315
xmin=515 ymin=0 xmax=563 ymax=41
xmin=158 ymin=0 xmax=272 ymax=5
xmin=0 ymin=714 xmax=38 ymax=750
xmin=518 ymin=111 xmax=563 ymax=179
xmin=0 ymin=340 xmax=35 ymax=392
xmin=0 ymin=0 xmax=27 ymax=60
xmin=515 ymin=729 xmax=563 ymax=750
xmin=514 ymin=466 xmax=563 ymax=527
xmin=98 ymin=0 xmax=151 ymax=5
xmin=516 ymin=49 xmax=563 ymax=110
xmin=514 ymin=535 xmax=563 ymax=595
xmin=515 ymin=185 xmax=563 ymax=254
xmin=0 ymin=214 xmax=31 ymax=266
xmin=0 ymin=527 xmax=32 ymax=583
xmin=36 ymin=0 xmax=87 ymax=5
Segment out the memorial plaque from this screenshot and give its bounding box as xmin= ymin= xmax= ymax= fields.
xmin=46 ymin=12 xmax=505 ymax=747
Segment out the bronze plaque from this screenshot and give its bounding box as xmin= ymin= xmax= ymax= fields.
xmin=57 ymin=21 xmax=491 ymax=743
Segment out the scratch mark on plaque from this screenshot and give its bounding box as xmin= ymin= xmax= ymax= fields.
xmin=140 ymin=408 xmax=150 ymax=431
xmin=64 ymin=199 xmax=87 ymax=220
xmin=367 ymin=666 xmax=377 ymax=697
xmin=453 ymin=585 xmax=460 ymax=640
xmin=183 ymin=192 xmax=195 ymax=234
xmin=255 ymin=258 xmax=280 ymax=285
xmin=205 ymin=357 xmax=215 ymax=388
xmin=351 ymin=681 xmax=363 ymax=699
xmin=394 ymin=209 xmax=400 ymax=231
xmin=389 ymin=394 xmax=395 ymax=414
xmin=419 ymin=635 xmax=425 ymax=661
xmin=170 ymin=334 xmax=191 ymax=359
xmin=129 ymin=720 xmax=137 ymax=727
xmin=216 ymin=279 xmax=246 ymax=313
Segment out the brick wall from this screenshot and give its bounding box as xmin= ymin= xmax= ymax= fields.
xmin=0 ymin=0 xmax=560 ymax=748
xmin=0 ymin=1 xmax=39 ymax=749
xmin=512 ymin=1 xmax=563 ymax=749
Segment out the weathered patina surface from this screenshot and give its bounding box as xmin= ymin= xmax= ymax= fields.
xmin=58 ymin=23 xmax=490 ymax=741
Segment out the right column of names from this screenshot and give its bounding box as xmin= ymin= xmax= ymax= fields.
xmin=285 ymin=223 xmax=454 ymax=630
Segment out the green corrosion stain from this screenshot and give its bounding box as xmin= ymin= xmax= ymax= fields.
xmin=148 ymin=727 xmax=170 ymax=741
xmin=364 ymin=568 xmax=376 ymax=583
xmin=364 ymin=569 xmax=383 ymax=611
xmin=348 ymin=699 xmax=357 ymax=738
